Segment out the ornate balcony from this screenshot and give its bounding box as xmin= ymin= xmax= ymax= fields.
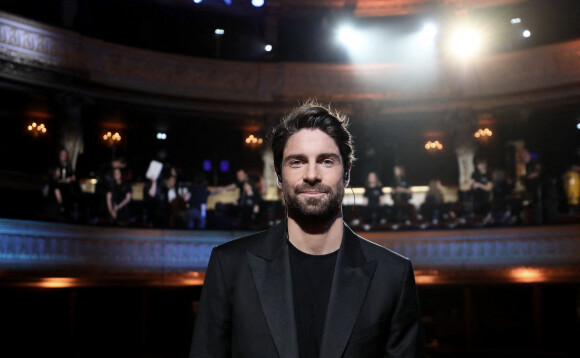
xmin=1 ymin=218 xmax=579 ymax=287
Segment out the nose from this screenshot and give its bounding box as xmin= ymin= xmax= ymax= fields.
xmin=303 ymin=164 xmax=321 ymax=185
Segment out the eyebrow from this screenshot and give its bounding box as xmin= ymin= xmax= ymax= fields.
xmin=283 ymin=153 xmax=341 ymax=163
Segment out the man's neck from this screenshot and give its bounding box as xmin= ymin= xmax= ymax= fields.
xmin=287 ymin=214 xmax=344 ymax=255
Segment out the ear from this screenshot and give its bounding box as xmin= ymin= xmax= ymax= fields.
xmin=343 ymin=162 xmax=352 ymax=186
xmin=275 ymin=167 xmax=282 ymax=189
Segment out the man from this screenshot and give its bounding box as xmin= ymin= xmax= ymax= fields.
xmin=190 ymin=102 xmax=423 ymax=358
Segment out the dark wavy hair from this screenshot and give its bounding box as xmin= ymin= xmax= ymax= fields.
xmin=270 ymin=100 xmax=355 ymax=175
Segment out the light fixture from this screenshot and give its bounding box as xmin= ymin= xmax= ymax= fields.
xmin=192 ymin=0 xmax=202 ymax=3
xmin=245 ymin=134 xmax=263 ymax=145
xmin=449 ymin=27 xmax=482 ymax=58
xmin=510 ymin=18 xmax=521 ymax=24
xmin=27 ymin=122 xmax=47 ymax=136
xmin=425 ymin=140 xmax=443 ymax=151
xmin=265 ymin=44 xmax=272 ymax=52
xmin=522 ymin=29 xmax=531 ymax=38
xmin=336 ymin=25 xmax=365 ymax=50
xmin=474 ymin=128 xmax=493 ymax=138
xmin=420 ymin=23 xmax=438 ymax=41
xmin=156 ymin=132 xmax=167 ymax=140
xmin=214 ymin=28 xmax=225 ymax=36
xmin=251 ymin=0 xmax=264 ymax=7
xmin=103 ymin=131 xmax=121 ymax=143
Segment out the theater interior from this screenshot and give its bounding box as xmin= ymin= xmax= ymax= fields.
xmin=1 ymin=0 xmax=580 ymax=357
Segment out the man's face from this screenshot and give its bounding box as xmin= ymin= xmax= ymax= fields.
xmin=280 ymin=128 xmax=346 ymax=222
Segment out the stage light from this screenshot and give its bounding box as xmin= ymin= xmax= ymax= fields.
xmin=265 ymin=44 xmax=272 ymax=52
xmin=420 ymin=23 xmax=438 ymax=41
xmin=156 ymin=132 xmax=167 ymax=140
xmin=252 ymin=0 xmax=264 ymax=7
xmin=522 ymin=29 xmax=531 ymax=38
xmin=449 ymin=27 xmax=482 ymax=58
xmin=193 ymin=0 xmax=202 ymax=3
xmin=336 ymin=25 xmax=367 ymax=52
xmin=510 ymin=18 xmax=521 ymax=24
xmin=215 ymin=28 xmax=225 ymax=36
xmin=576 ymin=122 xmax=580 ymax=130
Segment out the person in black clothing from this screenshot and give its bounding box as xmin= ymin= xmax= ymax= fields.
xmin=390 ymin=165 xmax=414 ymax=224
xmin=519 ymin=149 xmax=543 ymax=224
xmin=106 ymin=167 xmax=132 ymax=225
xmin=237 ymin=179 xmax=262 ymax=229
xmin=362 ymin=171 xmax=384 ymax=227
xmin=190 ymin=101 xmax=423 ymax=358
xmin=41 ymin=166 xmax=64 ymax=220
xmin=470 ymin=158 xmax=493 ymax=223
xmin=56 ymin=148 xmax=79 ymax=220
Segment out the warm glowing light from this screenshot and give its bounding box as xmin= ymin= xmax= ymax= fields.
xmin=245 ymin=134 xmax=263 ymax=145
xmin=474 ymin=128 xmax=493 ymax=138
xmin=103 ymin=131 xmax=121 ymax=142
xmin=425 ymin=140 xmax=443 ymax=151
xmin=449 ymin=27 xmax=482 ymax=58
xmin=522 ymin=29 xmax=531 ymax=38
xmin=510 ymin=267 xmax=545 ymax=283
xmin=37 ymin=277 xmax=78 ymax=288
xmin=26 ymin=122 xmax=47 ymax=136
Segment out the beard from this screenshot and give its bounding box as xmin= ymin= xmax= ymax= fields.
xmin=283 ymin=182 xmax=344 ymax=224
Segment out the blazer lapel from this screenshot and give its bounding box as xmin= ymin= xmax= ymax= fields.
xmin=319 ymin=225 xmax=377 ymax=358
xmin=246 ymin=221 xmax=299 ymax=358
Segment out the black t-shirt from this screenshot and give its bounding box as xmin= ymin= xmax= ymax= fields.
xmin=289 ymin=241 xmax=338 ymax=358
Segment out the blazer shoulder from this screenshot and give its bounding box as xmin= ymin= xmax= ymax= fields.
xmin=356 ymin=234 xmax=412 ymax=266
xmin=213 ymin=229 xmax=269 ymax=256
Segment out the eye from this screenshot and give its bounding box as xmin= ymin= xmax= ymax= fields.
xmin=289 ymin=160 xmax=302 ymax=167
xmin=322 ymin=158 xmax=335 ymax=166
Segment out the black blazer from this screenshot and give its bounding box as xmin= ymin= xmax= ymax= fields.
xmin=190 ymin=220 xmax=423 ymax=358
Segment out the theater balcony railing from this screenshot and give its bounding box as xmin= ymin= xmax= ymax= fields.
xmin=1 ymin=218 xmax=579 ymax=288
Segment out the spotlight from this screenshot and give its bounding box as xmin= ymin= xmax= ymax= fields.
xmin=215 ymin=28 xmax=225 ymax=36
xmin=336 ymin=25 xmax=365 ymax=50
xmin=510 ymin=18 xmax=521 ymax=24
xmin=157 ymin=132 xmax=167 ymax=140
xmin=251 ymin=0 xmax=264 ymax=7
xmin=193 ymin=0 xmax=202 ymax=3
xmin=449 ymin=27 xmax=482 ymax=58
xmin=420 ymin=23 xmax=438 ymax=41
xmin=265 ymin=44 xmax=272 ymax=52
xmin=576 ymin=122 xmax=580 ymax=130
xmin=522 ymin=29 xmax=531 ymax=38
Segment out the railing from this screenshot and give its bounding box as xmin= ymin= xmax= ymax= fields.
xmin=1 ymin=218 xmax=579 ymax=286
